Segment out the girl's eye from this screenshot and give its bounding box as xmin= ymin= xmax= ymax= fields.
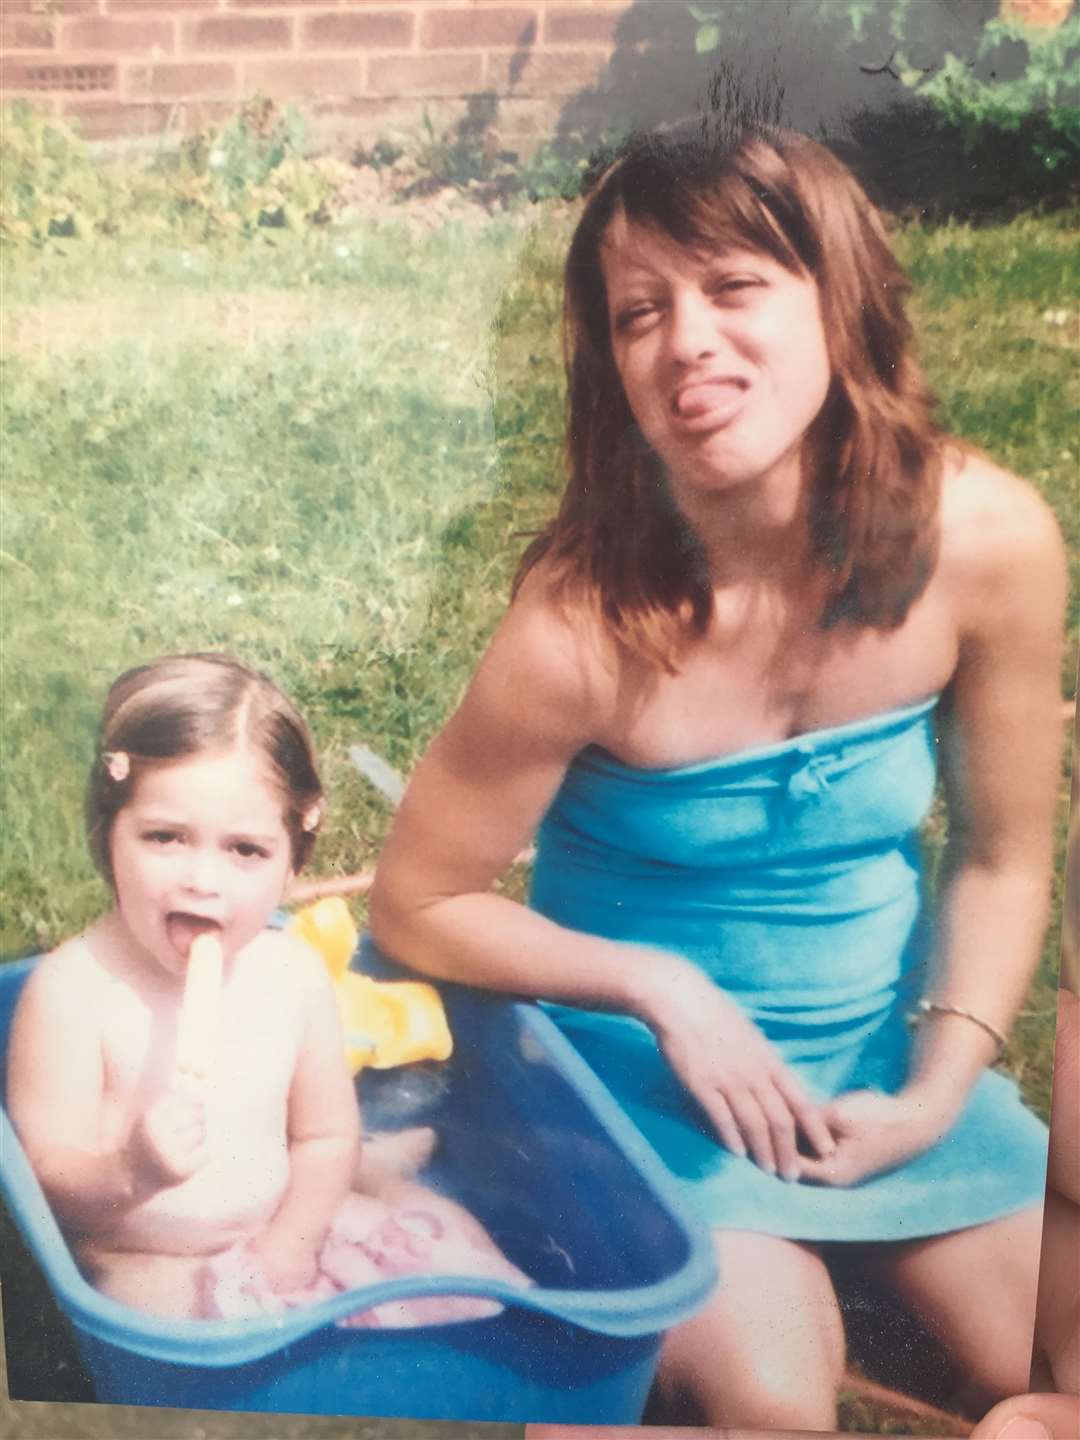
xmin=232 ymin=841 xmax=271 ymax=861
xmin=144 ymin=830 xmax=181 ymax=846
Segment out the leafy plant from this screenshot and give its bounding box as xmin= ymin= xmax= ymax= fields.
xmin=161 ymin=96 xmax=346 ymax=233
xmin=413 ymin=96 xmax=503 ymax=190
xmin=0 ymin=96 xmax=352 ymax=244
xmin=687 ymin=1 xmax=1079 ymax=178
xmin=516 ymin=127 xmax=627 ymax=203
xmin=909 ymin=15 xmax=1080 ymax=172
xmin=0 ymin=102 xmax=110 ymax=242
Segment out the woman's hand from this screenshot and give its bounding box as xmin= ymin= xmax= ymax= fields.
xmin=126 ymin=1086 xmax=208 ymax=1191
xmin=796 ymin=1088 xmax=949 ymax=1188
xmin=642 ymin=959 xmax=836 ymax=1180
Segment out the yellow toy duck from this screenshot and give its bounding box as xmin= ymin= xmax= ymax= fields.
xmin=288 ymin=898 xmax=452 ymax=1074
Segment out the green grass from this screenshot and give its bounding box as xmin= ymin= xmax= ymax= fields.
xmin=0 ymin=213 xmax=568 ymax=952
xmin=1 ymin=207 xmax=1075 ymax=1126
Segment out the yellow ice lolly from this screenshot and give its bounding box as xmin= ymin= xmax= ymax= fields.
xmin=287 ymin=898 xmax=452 ymax=1074
xmin=175 ymin=933 xmax=224 ymax=1081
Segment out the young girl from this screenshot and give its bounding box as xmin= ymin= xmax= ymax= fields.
xmin=7 ymin=653 xmax=524 ymax=1323
xmin=369 ymin=124 xmax=1065 ymax=1428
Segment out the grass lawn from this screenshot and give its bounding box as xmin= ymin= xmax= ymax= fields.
xmin=0 ymin=199 xmax=1076 ymax=1434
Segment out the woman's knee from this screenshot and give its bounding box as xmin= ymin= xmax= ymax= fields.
xmin=659 ymin=1328 xmax=839 ymax=1431
xmin=655 ymin=1231 xmax=845 ymax=1429
xmin=882 ymin=1209 xmax=1041 ymax=1403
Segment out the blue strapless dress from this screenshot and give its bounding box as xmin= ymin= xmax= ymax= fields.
xmin=530 ymin=698 xmax=1048 ymax=1241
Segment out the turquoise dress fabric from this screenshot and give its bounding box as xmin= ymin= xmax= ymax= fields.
xmin=531 ymin=697 xmax=1048 ymax=1241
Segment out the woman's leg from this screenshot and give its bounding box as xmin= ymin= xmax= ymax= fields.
xmin=654 ymin=1229 xmax=846 ymax=1431
xmin=872 ymin=1204 xmax=1044 ymax=1414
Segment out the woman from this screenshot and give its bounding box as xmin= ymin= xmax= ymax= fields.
xmin=370 ymin=124 xmax=1065 ymax=1431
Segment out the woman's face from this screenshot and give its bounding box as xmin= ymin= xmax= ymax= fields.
xmin=600 ymin=213 xmax=832 ymax=504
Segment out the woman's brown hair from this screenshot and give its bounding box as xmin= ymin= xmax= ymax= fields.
xmin=87 ymin=653 xmax=323 ymax=885
xmin=515 ymin=121 xmax=943 ymax=670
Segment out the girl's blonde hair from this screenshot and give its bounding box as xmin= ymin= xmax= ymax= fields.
xmin=87 ymin=653 xmax=323 ymax=885
xmin=515 ymin=121 xmax=944 ymax=671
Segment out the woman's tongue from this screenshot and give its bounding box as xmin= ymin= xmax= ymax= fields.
xmin=675 ymin=380 xmax=744 ymax=419
xmin=167 ymin=913 xmax=220 ymax=957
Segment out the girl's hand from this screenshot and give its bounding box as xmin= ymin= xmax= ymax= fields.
xmin=127 ymin=1087 xmax=208 ymax=1191
xmin=797 ymin=1088 xmax=949 ymax=1187
xmin=247 ymin=1228 xmax=320 ymax=1295
xmin=642 ymin=960 xmax=836 ymax=1180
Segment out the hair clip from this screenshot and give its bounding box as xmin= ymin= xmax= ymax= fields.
xmin=301 ymin=799 xmax=324 ymax=833
xmin=102 ymin=750 xmax=130 ymax=783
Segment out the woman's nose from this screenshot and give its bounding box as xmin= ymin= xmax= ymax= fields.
xmin=667 ymin=292 xmax=719 ymax=365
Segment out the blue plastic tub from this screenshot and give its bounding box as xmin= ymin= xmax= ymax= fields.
xmin=0 ymin=940 xmax=716 ymax=1422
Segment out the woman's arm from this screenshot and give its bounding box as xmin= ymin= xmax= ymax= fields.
xmin=904 ymin=460 xmax=1067 ymax=1116
xmin=372 ymin=579 xmax=835 ymax=1178
xmin=248 ymin=945 xmax=361 ymax=1292
xmin=371 ymin=579 xmax=652 ymax=1009
xmin=801 ymin=460 xmax=1067 ymax=1186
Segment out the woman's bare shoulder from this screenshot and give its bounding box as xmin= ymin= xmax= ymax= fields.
xmin=938 ymin=448 xmax=1066 ymax=612
xmin=940 ymin=448 xmax=1064 ymax=569
xmin=473 ymin=561 xmax=620 ymax=747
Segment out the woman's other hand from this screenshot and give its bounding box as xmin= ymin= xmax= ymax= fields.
xmin=641 ymin=959 xmax=836 ymax=1180
xmin=796 ymin=1088 xmax=950 ymax=1188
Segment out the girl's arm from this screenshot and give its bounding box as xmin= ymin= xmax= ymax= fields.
xmin=6 ymin=951 xmax=173 ymax=1228
xmin=372 ymin=578 xmax=835 ymax=1180
xmin=249 ymin=946 xmax=361 ymax=1292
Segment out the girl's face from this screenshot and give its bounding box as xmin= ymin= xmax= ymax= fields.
xmin=109 ymin=747 xmax=294 ymax=981
xmin=600 ymin=214 xmax=832 ymax=505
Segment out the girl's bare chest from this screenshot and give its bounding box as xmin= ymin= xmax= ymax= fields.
xmin=99 ymin=982 xmax=300 ymax=1124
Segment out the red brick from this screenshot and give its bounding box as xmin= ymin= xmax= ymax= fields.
xmin=60 ymin=16 xmax=174 ymax=52
xmin=61 ymin=97 xmax=170 ymax=139
xmin=303 ymin=11 xmax=412 ymax=48
xmin=242 ymin=54 xmax=364 ymax=95
xmin=422 ymin=6 xmax=536 ymax=49
xmin=486 ymin=47 xmax=605 ymax=95
xmin=190 ymin=15 xmax=291 ymax=50
xmin=543 ymin=4 xmax=626 ymax=45
xmin=105 ymin=1 xmax=218 ymax=11
xmin=0 ymin=18 xmax=57 ymax=48
xmin=125 ymin=59 xmax=236 ymax=97
xmin=1 ymin=57 xmax=117 ymax=92
xmin=2 ymin=1 xmax=98 ymax=14
xmin=368 ymin=51 xmax=482 ymax=96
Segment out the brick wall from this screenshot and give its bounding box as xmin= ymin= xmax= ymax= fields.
xmin=0 ymin=0 xmax=634 ymax=150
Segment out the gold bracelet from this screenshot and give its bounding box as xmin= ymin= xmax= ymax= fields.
xmin=905 ymin=998 xmax=1007 ymax=1056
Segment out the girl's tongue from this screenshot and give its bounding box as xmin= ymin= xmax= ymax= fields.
xmin=167 ymin=913 xmax=221 ymax=958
